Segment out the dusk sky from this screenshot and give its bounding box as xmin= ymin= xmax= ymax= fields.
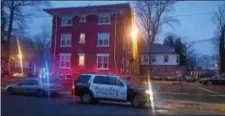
xmin=29 ymin=1 xmax=224 ymax=56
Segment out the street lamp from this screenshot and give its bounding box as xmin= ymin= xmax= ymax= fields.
xmin=17 ymin=54 xmax=23 ymax=59
xmin=131 ymin=26 xmax=138 ymax=41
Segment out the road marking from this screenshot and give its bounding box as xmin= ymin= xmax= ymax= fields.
xmin=195 ymin=85 xmax=221 ymax=95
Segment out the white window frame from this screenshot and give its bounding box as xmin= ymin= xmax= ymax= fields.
xmin=96 ymin=53 xmax=109 ymax=70
xmin=78 ymin=53 xmax=85 ymax=66
xmin=59 ymin=53 xmax=71 ymax=69
xmin=164 ymin=55 xmax=169 ymax=63
xmin=79 ymin=33 xmax=86 ymax=44
xmin=61 ymin=16 xmax=72 ymax=26
xmin=97 ymin=33 xmax=110 ymax=47
xmin=141 ymin=54 xmax=149 ymax=65
xmin=59 ymin=74 xmax=72 ymax=80
xmin=151 ymin=55 xmax=156 ymax=63
xmin=79 ymin=14 xmax=86 ymax=23
xmin=176 ymin=55 xmax=180 ymax=64
xmin=60 ymin=34 xmax=72 ymax=47
xmin=98 ymin=12 xmax=111 ymax=25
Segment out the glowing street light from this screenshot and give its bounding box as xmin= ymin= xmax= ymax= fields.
xmin=17 ymin=54 xmax=23 ymax=59
xmin=16 ymin=38 xmax=24 ymax=75
xmin=131 ymin=26 xmax=138 ymax=41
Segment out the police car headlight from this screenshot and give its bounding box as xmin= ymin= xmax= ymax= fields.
xmin=145 ymin=90 xmax=152 ymax=95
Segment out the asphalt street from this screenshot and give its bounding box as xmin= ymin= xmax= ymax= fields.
xmin=2 ymin=92 xmax=225 ymax=116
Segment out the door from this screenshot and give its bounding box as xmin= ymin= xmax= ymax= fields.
xmin=25 ymin=80 xmax=40 ymax=93
xmin=216 ymin=75 xmax=225 ymax=85
xmin=108 ymin=76 xmax=127 ymax=100
xmin=90 ymin=76 xmax=111 ymax=99
xmin=75 ymin=75 xmax=92 ymax=96
xmin=20 ymin=80 xmax=40 ymax=94
xmin=14 ymin=81 xmax=27 ymax=93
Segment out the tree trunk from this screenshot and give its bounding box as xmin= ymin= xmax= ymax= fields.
xmin=219 ymin=28 xmax=225 ymax=74
xmin=6 ymin=0 xmax=15 ymax=74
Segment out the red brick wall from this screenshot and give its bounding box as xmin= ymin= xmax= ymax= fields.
xmin=50 ymin=8 xmax=133 ymax=79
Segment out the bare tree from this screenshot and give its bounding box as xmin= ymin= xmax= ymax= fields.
xmin=33 ymin=22 xmax=51 ymax=68
xmin=134 ymin=1 xmax=178 ymax=49
xmin=213 ymin=2 xmax=225 ymax=74
xmin=2 ymin=0 xmax=50 ymax=73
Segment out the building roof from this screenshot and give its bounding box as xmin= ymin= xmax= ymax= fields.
xmin=142 ymin=43 xmax=176 ymax=54
xmin=44 ymin=3 xmax=130 ymax=16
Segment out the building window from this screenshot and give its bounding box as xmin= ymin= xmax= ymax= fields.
xmin=165 ymin=68 xmax=167 ymax=72
xmin=78 ymin=53 xmax=85 ymax=66
xmin=60 ymin=34 xmax=71 ymax=47
xmin=61 ymin=16 xmax=72 ymax=26
xmin=59 ymin=74 xmax=72 ymax=80
xmin=141 ymin=55 xmax=149 ymax=64
xmin=98 ymin=12 xmax=110 ymax=24
xmin=177 ymin=55 xmax=180 ymax=64
xmin=164 ymin=55 xmax=168 ymax=63
xmin=151 ymin=55 xmax=156 ymax=63
xmin=79 ymin=33 xmax=85 ymax=44
xmin=96 ymin=54 xmax=109 ymax=69
xmin=59 ymin=53 xmax=71 ymax=68
xmin=80 ymin=14 xmax=86 ymax=23
xmin=97 ymin=33 xmax=110 ymax=47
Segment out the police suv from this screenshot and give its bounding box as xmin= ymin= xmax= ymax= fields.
xmin=73 ymin=74 xmax=151 ymax=107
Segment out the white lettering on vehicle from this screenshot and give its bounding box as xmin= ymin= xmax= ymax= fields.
xmin=95 ymin=86 xmax=119 ymax=97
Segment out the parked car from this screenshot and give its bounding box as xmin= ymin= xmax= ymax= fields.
xmin=5 ymin=77 xmax=63 ymax=96
xmin=72 ymin=73 xmax=151 ymax=107
xmin=166 ymin=76 xmax=177 ymax=81
xmin=199 ymin=74 xmax=225 ymax=85
xmin=184 ymin=75 xmax=196 ymax=82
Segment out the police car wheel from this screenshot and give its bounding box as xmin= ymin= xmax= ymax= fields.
xmin=80 ymin=93 xmax=93 ymax=104
xmin=131 ymin=95 xmax=142 ymax=107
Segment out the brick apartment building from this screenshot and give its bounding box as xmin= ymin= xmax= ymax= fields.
xmin=44 ymin=3 xmax=142 ymax=81
xmin=140 ymin=43 xmax=186 ymax=80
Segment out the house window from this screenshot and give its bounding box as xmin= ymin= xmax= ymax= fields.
xmin=151 ymin=55 xmax=156 ymax=63
xmin=80 ymin=14 xmax=86 ymax=23
xmin=60 ymin=34 xmax=71 ymax=47
xmin=59 ymin=53 xmax=71 ymax=68
xmin=98 ymin=12 xmax=110 ymax=24
xmin=79 ymin=33 xmax=85 ymax=44
xmin=96 ymin=54 xmax=109 ymax=69
xmin=61 ymin=16 xmax=72 ymax=26
xmin=97 ymin=33 xmax=110 ymax=47
xmin=177 ymin=55 xmax=180 ymax=64
xmin=78 ymin=53 xmax=85 ymax=66
xmin=141 ymin=55 xmax=149 ymax=64
xmin=164 ymin=55 xmax=168 ymax=63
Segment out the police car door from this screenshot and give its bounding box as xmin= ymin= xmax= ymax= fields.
xmin=108 ymin=76 xmax=127 ymax=100
xmin=90 ymin=76 xmax=111 ymax=99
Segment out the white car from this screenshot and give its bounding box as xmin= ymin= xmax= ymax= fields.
xmin=72 ymin=74 xmax=151 ymax=107
xmin=5 ymin=78 xmax=63 ymax=96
